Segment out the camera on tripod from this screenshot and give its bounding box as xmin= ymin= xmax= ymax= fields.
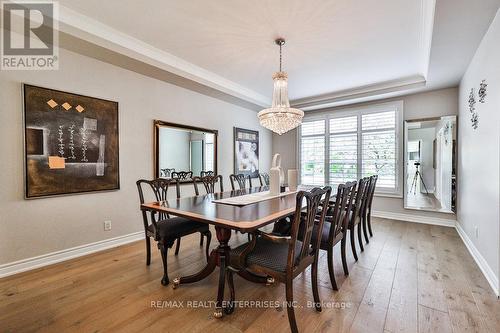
xmin=409 ymin=161 xmax=428 ymax=195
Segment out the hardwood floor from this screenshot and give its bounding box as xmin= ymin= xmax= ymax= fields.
xmin=1 ymin=218 xmax=499 ymax=332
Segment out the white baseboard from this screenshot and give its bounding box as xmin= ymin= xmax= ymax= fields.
xmin=0 ymin=231 xmax=144 ymax=279
xmin=372 ymin=210 xmax=456 ymax=227
xmin=455 ymin=223 xmax=499 ymax=297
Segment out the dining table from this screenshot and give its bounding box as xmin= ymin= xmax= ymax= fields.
xmin=140 ymin=185 xmax=334 ymax=318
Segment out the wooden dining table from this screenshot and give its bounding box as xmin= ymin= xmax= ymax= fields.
xmin=140 ymin=185 xmax=333 ymax=318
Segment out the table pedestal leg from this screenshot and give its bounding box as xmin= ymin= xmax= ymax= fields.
xmin=172 ymin=226 xmax=234 ymax=319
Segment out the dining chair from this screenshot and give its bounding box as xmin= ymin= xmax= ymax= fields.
xmin=136 ymin=178 xmax=212 ymax=285
xmin=229 ymin=186 xmax=332 ymax=333
xmin=171 ymin=171 xmax=193 ymax=181
xmin=229 ymin=174 xmax=249 ymax=190
xmin=200 ymin=170 xmax=214 ymax=177
xmin=347 ymin=177 xmax=370 ymax=261
xmin=315 ymin=181 xmax=357 ymax=289
xmin=193 ymin=175 xmax=224 ymax=195
xmin=259 ymin=172 xmax=270 ymax=186
xmin=160 ymin=168 xmax=175 ymax=178
xmin=364 ymin=175 xmax=378 ymax=240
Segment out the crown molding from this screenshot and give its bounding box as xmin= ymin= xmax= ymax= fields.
xmin=420 ymin=0 xmax=436 ymax=77
xmin=291 ymin=75 xmax=427 ymax=111
xmin=55 ymin=5 xmax=270 ymax=109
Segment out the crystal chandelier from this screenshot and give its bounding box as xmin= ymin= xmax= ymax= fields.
xmin=258 ymin=38 xmax=304 ymax=135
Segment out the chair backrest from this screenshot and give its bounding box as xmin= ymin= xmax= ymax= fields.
xmin=288 ymin=186 xmax=332 ymax=272
xmin=229 ymin=174 xmax=248 ymax=190
xmin=326 ymin=181 xmax=357 ymax=243
xmin=193 ymin=175 xmax=224 ymax=195
xmin=352 ymin=177 xmax=370 ymax=223
xmin=200 ymin=170 xmax=214 ymax=177
xmin=259 ymin=173 xmax=270 ymax=186
xmin=160 ymin=168 xmax=175 ymax=178
xmin=366 ymin=175 xmax=378 ymax=213
xmin=171 ymin=171 xmax=193 ymax=180
xmin=136 ymin=178 xmax=181 ymax=233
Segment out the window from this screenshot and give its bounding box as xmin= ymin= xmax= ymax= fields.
xmin=298 ymin=102 xmax=402 ymax=196
xmin=300 ymin=120 xmax=325 ymax=186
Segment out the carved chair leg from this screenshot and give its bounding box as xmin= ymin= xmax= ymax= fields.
xmin=204 ymin=231 xmax=212 ymax=263
xmin=200 ymin=233 xmax=204 ymax=246
xmin=362 ymin=213 xmax=369 ymax=244
xmin=145 ymin=236 xmax=151 ymax=266
xmin=285 ymin=278 xmax=299 ymax=333
xmin=350 ymin=225 xmax=358 ymax=261
xmin=327 ymin=247 xmax=338 ymax=291
xmin=159 ymin=242 xmax=170 ymax=286
xmin=311 ymin=259 xmax=322 ymax=310
xmin=341 ymin=237 xmax=349 ymax=276
xmin=368 ymin=211 xmax=374 ymax=237
xmin=357 ymin=221 xmax=364 ymax=252
xmin=174 ymin=237 xmax=181 ymax=256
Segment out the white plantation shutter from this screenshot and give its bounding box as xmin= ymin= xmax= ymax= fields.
xmin=300 ymin=120 xmax=325 ymax=185
xmin=329 ymin=116 xmax=357 ymax=185
xmin=299 ymin=103 xmax=401 ymax=195
xmin=361 ymin=111 xmax=397 ymax=189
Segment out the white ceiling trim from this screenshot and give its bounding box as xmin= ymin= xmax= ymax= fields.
xmin=291 ymin=75 xmax=426 ymax=111
xmin=420 ymin=0 xmax=436 ymax=77
xmin=56 ymin=5 xmax=270 ymax=107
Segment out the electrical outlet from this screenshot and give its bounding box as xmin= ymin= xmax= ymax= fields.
xmin=474 ymin=226 xmax=479 ymax=239
xmin=104 ymin=220 xmax=112 ymax=231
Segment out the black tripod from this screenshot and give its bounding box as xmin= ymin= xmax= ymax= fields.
xmin=409 ymin=162 xmax=429 ymax=195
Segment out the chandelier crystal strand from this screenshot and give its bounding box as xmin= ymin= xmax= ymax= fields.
xmin=258 ymin=39 xmax=304 ymax=135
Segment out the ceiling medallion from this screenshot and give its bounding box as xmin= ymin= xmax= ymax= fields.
xmin=258 ymin=38 xmax=304 ymax=135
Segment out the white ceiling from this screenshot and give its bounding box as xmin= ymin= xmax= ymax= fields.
xmin=56 ymin=0 xmax=500 ymax=110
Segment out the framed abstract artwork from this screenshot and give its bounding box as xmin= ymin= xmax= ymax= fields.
xmin=23 ymin=84 xmax=120 ymax=198
xmin=233 ymin=127 xmax=259 ymax=178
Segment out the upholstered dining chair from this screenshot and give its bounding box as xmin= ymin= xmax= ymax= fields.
xmin=259 ymin=172 xmax=270 ymax=186
xmin=363 ymin=175 xmax=378 ymax=240
xmin=160 ymin=168 xmax=175 ymax=178
xmin=315 ymin=181 xmax=357 ymax=289
xmin=193 ymin=175 xmax=224 ymax=195
xmin=229 ymin=186 xmax=332 ymax=333
xmin=200 ymin=170 xmax=214 ymax=177
xmin=136 ymin=178 xmax=211 ymax=285
xmin=229 ymin=174 xmax=249 ymax=190
xmin=171 ymin=171 xmax=193 ymax=181
xmin=347 ymin=177 xmax=370 ymax=262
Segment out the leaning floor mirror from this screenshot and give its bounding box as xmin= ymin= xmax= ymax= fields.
xmin=154 ymin=120 xmax=218 ymax=182
xmin=404 ymin=116 xmax=457 ymax=213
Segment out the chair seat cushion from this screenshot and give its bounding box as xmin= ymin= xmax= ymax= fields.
xmin=231 ymin=237 xmax=304 ymax=272
xmin=148 ymin=217 xmax=208 ymax=240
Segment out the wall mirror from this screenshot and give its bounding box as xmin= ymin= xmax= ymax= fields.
xmin=404 ymin=116 xmax=456 ymax=213
xmin=154 ymin=120 xmax=217 ymax=182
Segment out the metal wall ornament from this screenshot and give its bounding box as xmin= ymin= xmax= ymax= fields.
xmin=478 ymin=79 xmax=487 ymax=103
xmin=468 ymin=88 xmax=479 ymax=130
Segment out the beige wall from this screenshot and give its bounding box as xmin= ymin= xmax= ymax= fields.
xmin=458 ymin=9 xmax=500 ymax=285
xmin=0 ymin=48 xmax=271 ymax=265
xmin=273 ymin=87 xmax=459 ymax=220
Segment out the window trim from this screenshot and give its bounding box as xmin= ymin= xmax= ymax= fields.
xmin=297 ymin=101 xmax=404 ymax=198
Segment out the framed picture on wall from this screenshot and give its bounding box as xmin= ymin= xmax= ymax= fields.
xmin=233 ymin=127 xmax=259 ymax=178
xmin=23 ymin=84 xmax=120 ymax=198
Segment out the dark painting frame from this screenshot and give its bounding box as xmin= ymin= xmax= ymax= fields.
xmin=23 ymin=84 xmax=120 ymax=198
xmin=233 ymin=127 xmax=259 ymax=178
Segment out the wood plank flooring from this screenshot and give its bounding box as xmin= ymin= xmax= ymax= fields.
xmin=1 ymin=218 xmax=499 ymax=332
